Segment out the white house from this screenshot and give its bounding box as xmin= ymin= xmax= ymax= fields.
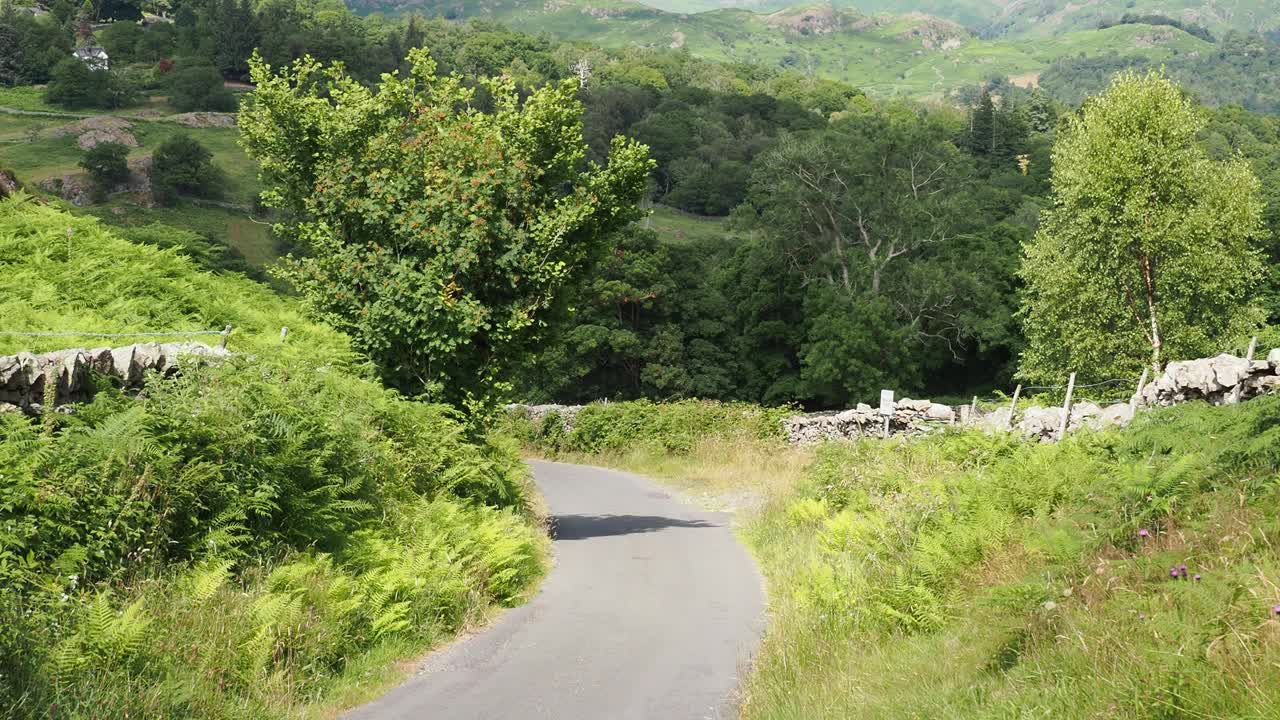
xmin=72 ymin=46 xmax=110 ymax=72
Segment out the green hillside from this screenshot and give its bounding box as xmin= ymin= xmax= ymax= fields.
xmin=635 ymin=0 xmax=1280 ymax=37
xmin=357 ymin=0 xmax=1215 ymax=100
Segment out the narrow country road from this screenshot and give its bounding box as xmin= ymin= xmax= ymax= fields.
xmin=345 ymin=460 xmax=765 ymax=720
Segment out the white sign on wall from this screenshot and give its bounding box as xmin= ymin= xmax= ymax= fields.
xmin=879 ymin=389 xmax=895 ymax=416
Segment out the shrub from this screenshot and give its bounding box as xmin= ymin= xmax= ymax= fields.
xmin=43 ymin=56 xmax=103 ymax=109
xmin=512 ymin=399 xmax=792 ymax=457
xmin=78 ymin=141 xmax=130 ymax=201
xmin=43 ymin=56 xmax=138 ymax=109
xmin=167 ymin=63 xmax=236 ymax=112
xmin=150 ymin=133 xmax=225 ymax=206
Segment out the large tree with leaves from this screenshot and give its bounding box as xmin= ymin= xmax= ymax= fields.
xmin=240 ymin=49 xmax=652 ymax=413
xmin=1019 ymin=71 xmax=1268 ymax=383
xmin=739 ymin=103 xmax=993 ymax=402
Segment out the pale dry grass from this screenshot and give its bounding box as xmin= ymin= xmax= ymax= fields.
xmin=542 ymin=433 xmax=812 ymax=514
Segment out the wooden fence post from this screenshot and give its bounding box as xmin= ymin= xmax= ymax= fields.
xmin=1231 ymin=336 xmax=1258 ymax=404
xmin=218 ymin=324 xmax=232 ymax=349
xmin=1007 ymin=384 xmax=1022 ymax=430
xmin=969 ymin=396 xmax=978 ymax=426
xmin=1057 ymin=372 xmax=1076 ymax=441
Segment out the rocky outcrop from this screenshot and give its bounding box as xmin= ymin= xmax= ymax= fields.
xmin=0 ymin=168 xmax=19 ymax=199
xmin=37 ymin=155 xmax=153 ymax=207
xmin=49 ymin=116 xmax=138 ymax=150
xmin=0 ymin=342 xmax=231 ymax=415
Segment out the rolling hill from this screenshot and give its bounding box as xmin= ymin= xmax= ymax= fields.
xmin=628 ymin=0 xmax=1280 ymax=38
xmin=353 ymin=0 xmax=1217 ymax=100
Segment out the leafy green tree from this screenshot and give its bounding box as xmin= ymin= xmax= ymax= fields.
xmin=98 ymin=19 xmax=144 ymax=64
xmin=44 ymin=56 xmax=101 ymax=108
xmin=150 ymin=133 xmax=224 ymax=205
xmin=167 ymin=62 xmax=235 ymax=111
xmin=79 ymin=141 xmax=130 ymax=201
xmin=1019 ymin=71 xmax=1268 ymax=382
xmin=240 ymin=49 xmax=652 ymax=413
xmin=202 ymin=0 xmax=258 ymax=77
xmin=0 ymin=15 xmax=21 ymax=86
xmin=98 ymin=0 xmax=143 ymax=21
xmin=519 ymin=225 xmax=738 ymax=403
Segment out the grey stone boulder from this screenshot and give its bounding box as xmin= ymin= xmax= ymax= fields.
xmin=1100 ymin=403 xmax=1135 ymax=427
xmin=924 ymin=402 xmax=955 ymax=422
xmin=1017 ymin=406 xmax=1063 ymax=441
xmin=1165 ymin=358 xmax=1221 ymax=395
xmin=1068 ymin=402 xmax=1104 ymax=431
xmin=1209 ymin=354 xmax=1253 ymax=390
xmin=981 ymin=407 xmax=1013 ymax=431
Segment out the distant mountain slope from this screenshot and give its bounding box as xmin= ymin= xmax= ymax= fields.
xmin=351 ymin=0 xmax=1215 ymax=101
xmin=629 ymin=0 xmax=1280 ymax=37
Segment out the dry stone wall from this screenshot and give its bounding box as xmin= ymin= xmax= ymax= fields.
xmin=512 ymin=347 xmax=1280 ymax=445
xmin=0 ymin=342 xmax=231 ymax=415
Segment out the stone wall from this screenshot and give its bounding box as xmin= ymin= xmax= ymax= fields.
xmin=786 ymin=349 xmax=1279 ymax=443
xmin=0 ymin=342 xmax=231 ymax=415
xmin=511 ymin=347 xmax=1280 ymax=445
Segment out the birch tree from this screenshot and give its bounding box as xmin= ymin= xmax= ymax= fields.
xmin=1019 ymin=71 xmax=1267 ymax=383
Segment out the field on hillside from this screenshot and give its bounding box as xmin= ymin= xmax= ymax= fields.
xmin=513 ymin=396 xmax=1280 ymax=718
xmin=0 ymin=87 xmax=276 ymax=273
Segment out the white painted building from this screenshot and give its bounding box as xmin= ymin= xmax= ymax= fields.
xmin=72 ymin=46 xmax=110 ymax=72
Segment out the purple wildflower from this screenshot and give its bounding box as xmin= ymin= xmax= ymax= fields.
xmin=1179 ymin=564 xmax=1188 ymax=578
xmin=1274 ymin=605 xmax=1280 ymax=617
xmin=1139 ymin=528 xmax=1150 ymax=538
xmin=1139 ymin=613 xmax=1146 ymax=620
xmin=1194 ymin=574 xmax=1201 ymax=582
xmin=1170 ymin=568 xmax=1179 ymax=579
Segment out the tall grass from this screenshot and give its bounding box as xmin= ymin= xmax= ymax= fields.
xmin=0 ymin=196 xmax=549 ymax=718
xmin=507 ymin=399 xmax=804 ymax=507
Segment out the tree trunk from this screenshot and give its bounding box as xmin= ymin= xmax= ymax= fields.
xmin=1141 ymin=254 xmax=1162 ymax=373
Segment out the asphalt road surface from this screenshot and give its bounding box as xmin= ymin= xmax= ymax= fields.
xmin=345 ymin=460 xmax=765 ymax=720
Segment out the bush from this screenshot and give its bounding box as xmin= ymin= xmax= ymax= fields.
xmin=511 ymin=399 xmax=792 ymax=456
xmin=78 ymin=141 xmax=130 ymax=201
xmin=97 ymin=21 xmax=145 ymax=65
xmin=150 ymin=133 xmax=225 ymax=206
xmin=43 ymin=56 xmax=103 ymax=109
xmin=167 ymin=63 xmax=236 ymax=112
xmin=43 ymin=56 xmax=138 ymax=109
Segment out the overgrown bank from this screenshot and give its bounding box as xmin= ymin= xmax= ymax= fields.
xmin=0 ymin=196 xmax=548 ymax=718
xmin=513 ymin=397 xmax=1280 ymax=717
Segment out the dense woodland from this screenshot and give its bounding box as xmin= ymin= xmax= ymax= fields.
xmin=2 ymin=0 xmax=1279 ymax=409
